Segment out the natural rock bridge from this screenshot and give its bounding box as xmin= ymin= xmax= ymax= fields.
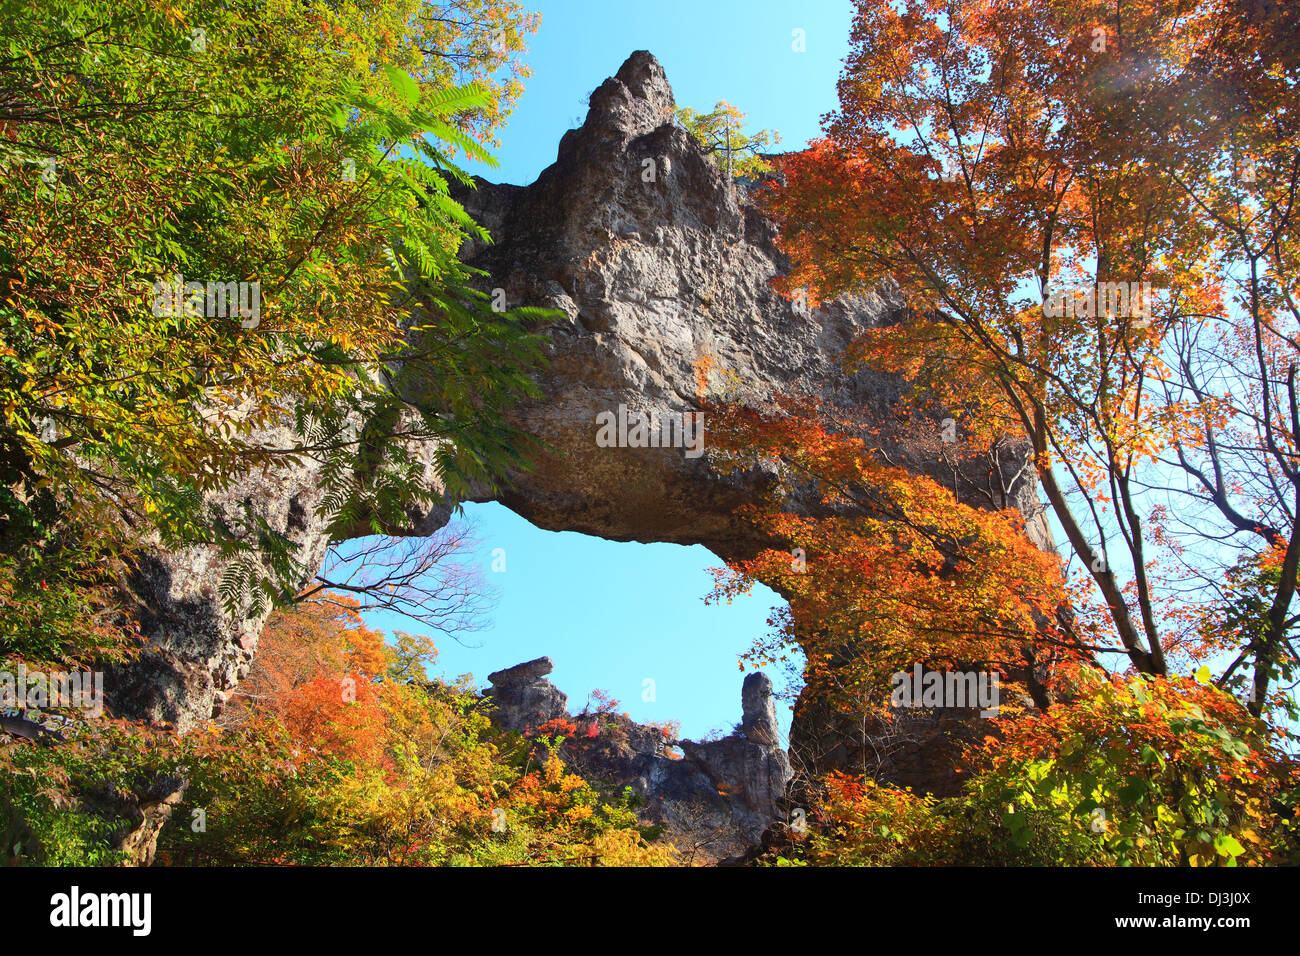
xmin=110 ymin=52 xmax=1051 ymax=797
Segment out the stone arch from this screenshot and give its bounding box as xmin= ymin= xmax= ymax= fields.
xmin=110 ymin=53 xmax=1050 ymax=798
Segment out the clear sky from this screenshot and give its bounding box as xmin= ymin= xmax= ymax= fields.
xmin=361 ymin=502 xmax=795 ymax=740
xmin=357 ymin=1 xmax=857 ymax=741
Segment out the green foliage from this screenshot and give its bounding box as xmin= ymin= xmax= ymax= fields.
xmin=1202 ymin=556 xmax=1300 ymax=725
xmin=0 ymin=0 xmax=551 ymax=632
xmin=964 ymin=671 xmax=1296 ymax=867
xmin=675 ymin=101 xmax=780 ymax=179
xmin=0 ymin=480 xmax=140 ymax=668
xmin=0 ymin=719 xmax=177 ymax=866
xmin=782 ymin=670 xmax=1299 ymax=867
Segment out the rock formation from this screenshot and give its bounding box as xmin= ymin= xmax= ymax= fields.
xmin=486 ymin=658 xmax=791 ymax=861
xmin=109 ymin=51 xmax=1052 ymax=796
xmin=448 ymin=50 xmax=1052 ymax=556
xmin=483 ymin=656 xmax=569 ymax=731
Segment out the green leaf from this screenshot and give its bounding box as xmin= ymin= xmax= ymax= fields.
xmin=383 ymin=65 xmax=419 ymax=108
xmin=1118 ymin=777 xmax=1148 ymax=806
xmin=1213 ymin=834 xmax=1245 ymax=857
xmin=1072 ymin=797 xmax=1101 ymax=817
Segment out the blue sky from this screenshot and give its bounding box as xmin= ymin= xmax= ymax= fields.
xmin=359 ymin=1 xmax=857 ymax=740
xmin=361 ymin=502 xmax=796 ymax=740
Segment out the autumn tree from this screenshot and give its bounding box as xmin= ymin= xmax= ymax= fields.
xmin=675 ymin=101 xmax=780 ymax=180
xmin=220 ymin=593 xmax=387 ymax=728
xmin=149 ymin=595 xmax=674 ymax=866
xmin=0 ymin=0 xmax=550 ymax=656
xmin=689 ymin=2 xmax=1300 ymax=867
xmin=760 ymin=0 xmax=1300 ymax=722
xmin=702 ymin=391 xmax=1069 ymax=719
xmin=785 ymin=666 xmax=1298 ymax=867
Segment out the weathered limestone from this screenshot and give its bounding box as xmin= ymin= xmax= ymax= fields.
xmin=484 ymin=656 xmax=569 ymax=732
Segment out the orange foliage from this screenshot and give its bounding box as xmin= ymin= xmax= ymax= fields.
xmin=702 ymin=393 xmax=1070 ymax=708
xmin=280 ymin=672 xmax=387 ymax=765
xmin=756 ymin=0 xmax=1300 ymax=714
xmin=224 ymin=593 xmax=390 ymax=764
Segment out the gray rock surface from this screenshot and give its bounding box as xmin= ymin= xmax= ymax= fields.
xmin=486 ymin=659 xmax=792 ymax=861
xmin=484 ymin=656 xmax=568 ymax=732
xmin=739 ymin=671 xmax=780 ymax=745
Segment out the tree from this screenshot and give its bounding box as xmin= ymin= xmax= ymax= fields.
xmin=180 ymin=594 xmax=675 ymax=866
xmin=0 ymin=0 xmax=550 ymax=644
xmin=760 ymin=0 xmax=1300 ymax=721
xmin=675 ymin=101 xmax=779 ymax=181
xmin=301 ymin=522 xmax=495 ymax=639
xmin=789 ymin=664 xmax=1298 ymax=867
xmin=964 ymin=664 xmax=1296 ymax=866
xmin=702 ymin=391 xmax=1069 ymax=718
xmin=219 ymin=592 xmax=388 ymax=729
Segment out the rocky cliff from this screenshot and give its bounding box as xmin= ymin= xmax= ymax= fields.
xmin=109 ymin=52 xmax=1051 ymax=795
xmin=450 ymin=51 xmax=1049 ymax=555
xmin=485 ymin=656 xmax=791 ymax=861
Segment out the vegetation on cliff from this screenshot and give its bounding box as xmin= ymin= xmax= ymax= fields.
xmin=4 ymin=596 xmax=670 ymax=865
xmin=704 ymin=0 xmax=1300 ymax=865
xmin=3 ymin=0 xmax=1300 ymax=868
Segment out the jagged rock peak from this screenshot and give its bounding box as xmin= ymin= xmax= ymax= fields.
xmin=584 ymin=51 xmax=676 ymax=139
xmin=740 ymin=672 xmax=780 ymax=745
xmin=484 ymin=656 xmax=567 ymax=733
xmin=480 ymin=657 xmax=792 ymax=858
